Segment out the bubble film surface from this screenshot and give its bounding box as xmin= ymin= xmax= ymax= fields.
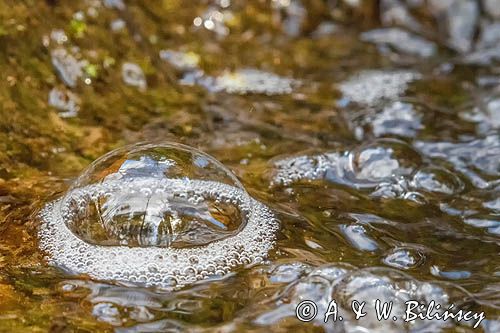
xmin=38 ymin=143 xmax=278 ymax=288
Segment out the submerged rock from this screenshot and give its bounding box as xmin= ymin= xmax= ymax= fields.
xmin=39 ymin=143 xmax=278 ymax=288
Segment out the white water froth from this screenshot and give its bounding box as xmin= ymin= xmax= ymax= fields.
xmin=39 ymin=178 xmax=278 ymax=289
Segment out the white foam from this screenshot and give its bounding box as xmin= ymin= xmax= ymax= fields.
xmin=39 ymin=178 xmax=278 ymax=289
xmin=339 ymin=70 xmax=421 ymax=106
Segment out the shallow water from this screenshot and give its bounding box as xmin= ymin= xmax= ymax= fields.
xmin=0 ymin=0 xmax=499 ymax=332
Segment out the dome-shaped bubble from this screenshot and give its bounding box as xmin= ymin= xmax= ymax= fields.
xmin=343 ymin=138 xmax=422 ymax=187
xmin=38 ymin=142 xmax=279 ymax=288
xmin=62 ymin=142 xmax=247 ymax=248
xmin=411 ymin=166 xmax=464 ymax=195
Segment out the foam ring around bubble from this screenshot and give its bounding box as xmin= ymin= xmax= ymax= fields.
xmin=39 ymin=177 xmax=278 ymax=288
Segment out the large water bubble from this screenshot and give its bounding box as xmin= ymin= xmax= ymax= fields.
xmin=39 ymin=142 xmax=279 ymax=288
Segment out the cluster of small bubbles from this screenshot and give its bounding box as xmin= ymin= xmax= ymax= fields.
xmin=338 ymin=70 xmax=421 ymax=106
xmin=180 ymin=68 xmax=299 ymax=96
xmin=272 ymin=139 xmax=421 ymax=189
xmin=159 ymin=50 xmax=200 ymax=72
xmin=48 ymin=87 xmax=80 ymax=118
xmin=270 ymin=138 xmax=473 ymax=203
xmin=121 ymin=62 xmax=147 ymax=90
xmin=271 ymin=152 xmax=341 ymax=186
xmin=51 ymin=48 xmax=88 ymax=88
xmin=255 ymin=264 xmax=474 ymax=331
xmin=39 ymin=143 xmax=278 ymax=288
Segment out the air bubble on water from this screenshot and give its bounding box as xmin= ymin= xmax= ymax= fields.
xmin=51 ymin=48 xmax=88 ymax=88
xmin=348 ymin=139 xmax=422 ymax=184
xmin=338 ymin=70 xmax=421 ymax=106
xmin=271 ymin=139 xmax=477 ymax=202
xmin=122 ymin=62 xmax=147 ymax=90
xmin=411 ymin=166 xmax=464 ymax=195
xmin=38 ymin=142 xmax=278 ymax=288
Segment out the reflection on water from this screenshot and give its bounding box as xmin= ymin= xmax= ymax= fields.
xmin=0 ymin=0 xmax=499 ymax=331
